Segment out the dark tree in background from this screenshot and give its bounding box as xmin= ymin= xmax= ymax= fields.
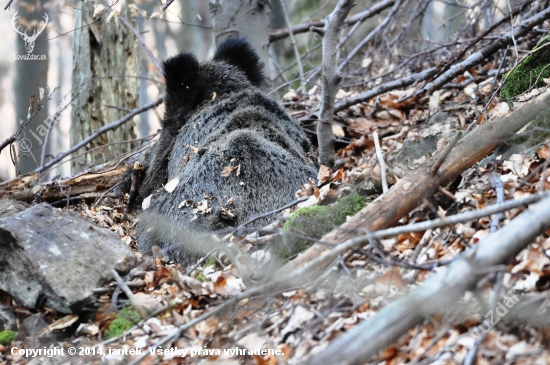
xmin=13 ymin=0 xmax=49 ymax=174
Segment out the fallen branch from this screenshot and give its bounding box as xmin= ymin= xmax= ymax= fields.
xmin=305 ymin=193 xmax=550 ymax=365
xmin=280 ymin=90 xmax=550 ymax=282
xmin=334 ymin=66 xmax=438 ymax=112
xmin=0 ymin=164 xmax=126 ymax=203
xmin=413 ymin=6 xmax=550 ymax=98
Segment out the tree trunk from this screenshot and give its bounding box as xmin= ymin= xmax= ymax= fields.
xmin=70 ymin=1 xmax=139 ymax=174
xmin=210 ymin=0 xmax=271 ymax=89
xmin=13 ymin=1 xmax=49 ymax=174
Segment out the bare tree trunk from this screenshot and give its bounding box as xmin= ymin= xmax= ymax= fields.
xmin=317 ymin=0 xmax=354 ymax=168
xmin=13 ymin=1 xmax=49 ymax=174
xmin=210 ymin=0 xmax=271 ymax=89
xmin=70 ymin=1 xmax=139 ymax=174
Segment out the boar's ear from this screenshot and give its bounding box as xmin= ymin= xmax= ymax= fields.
xmin=162 ymin=52 xmax=202 ymax=117
xmin=213 ymin=37 xmax=264 ymax=87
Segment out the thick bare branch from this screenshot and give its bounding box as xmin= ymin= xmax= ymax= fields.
xmin=334 ymin=66 xmax=438 ymax=112
xmin=306 ymin=193 xmax=550 ymax=364
xmin=281 ymin=89 xmax=550 ymax=286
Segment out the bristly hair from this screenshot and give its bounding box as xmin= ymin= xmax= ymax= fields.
xmin=162 ymin=52 xmax=202 ymax=119
xmin=213 ymin=37 xmax=264 ymax=87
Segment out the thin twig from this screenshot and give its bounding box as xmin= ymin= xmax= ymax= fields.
xmin=276 ymin=0 xmax=305 ymax=91
xmin=338 ymin=0 xmax=402 ymax=72
xmin=373 ymin=132 xmax=388 ymax=193
xmin=40 ymin=89 xmax=76 ymax=168
xmin=268 ymin=0 xmax=395 ymax=43
xmin=110 ymin=269 xmax=149 ymax=321
xmin=34 ymin=97 xmax=163 ymax=174
xmin=412 ymin=6 xmax=550 ymax=99
xmin=160 ymin=0 xmax=175 ymax=11
xmin=0 ymin=136 xmax=16 ymax=156
xmin=119 ymin=16 xmax=163 ymax=74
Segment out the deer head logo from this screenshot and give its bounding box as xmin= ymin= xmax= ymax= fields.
xmin=12 ymin=11 xmax=48 ymax=54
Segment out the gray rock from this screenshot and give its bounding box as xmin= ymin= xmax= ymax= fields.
xmin=0 ymin=203 xmax=136 ymax=313
xmin=387 ymin=112 xmax=461 ymax=177
xmin=0 ymin=199 xmax=29 ymax=219
xmin=0 ymin=304 xmax=17 ymax=331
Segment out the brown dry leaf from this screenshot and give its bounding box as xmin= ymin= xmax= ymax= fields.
xmin=213 ymin=271 xmax=244 ymax=296
xmin=375 ymin=110 xmax=391 ymax=120
xmin=133 ymin=292 xmax=163 ymax=312
xmin=317 ymin=165 xmax=332 ymax=185
xmin=282 ymin=89 xmax=299 ymax=101
xmin=153 ymin=265 xmax=171 ymax=285
xmin=332 ymin=124 xmax=345 ymax=137
xmin=281 ymin=306 xmax=315 ymax=338
xmin=502 ymin=154 xmax=534 ymax=178
xmin=221 ymin=165 xmax=238 ymax=177
xmin=332 ymin=168 xmax=344 ymax=181
xmin=40 ymin=314 xmax=79 ymax=334
xmin=348 ymin=117 xmax=376 ymax=136
xmin=512 ymin=248 xmax=550 ymax=275
xmin=536 ymin=144 xmax=550 ymax=159
xmin=388 ymin=109 xmax=405 ymax=120
xmin=377 ymin=267 xmax=407 ymax=290
xmin=96 ymin=303 xmax=116 ymax=331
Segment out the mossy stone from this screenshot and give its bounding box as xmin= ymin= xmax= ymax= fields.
xmin=0 ymin=330 xmax=16 ymax=345
xmin=274 ymin=194 xmax=367 ymax=259
xmin=501 ymin=33 xmax=550 ymax=101
xmin=104 ymin=307 xmax=141 ymax=339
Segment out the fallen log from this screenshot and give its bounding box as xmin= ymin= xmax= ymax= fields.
xmin=279 ymin=90 xmax=550 ymax=280
xmin=305 ymin=193 xmax=550 ymax=365
xmin=0 ymin=164 xmax=126 ymax=203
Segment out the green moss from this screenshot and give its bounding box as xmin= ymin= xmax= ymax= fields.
xmin=104 ymin=307 xmax=141 ymax=339
xmin=501 ymin=33 xmax=550 ymax=101
xmin=0 ymin=330 xmax=16 ymax=345
xmin=274 ymin=194 xmax=367 ymax=259
xmin=196 ymin=272 xmax=205 ymax=282
xmin=203 ymin=256 xmax=217 ymax=268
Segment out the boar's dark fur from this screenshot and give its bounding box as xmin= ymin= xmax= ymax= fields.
xmin=129 ymin=38 xmax=317 ymax=263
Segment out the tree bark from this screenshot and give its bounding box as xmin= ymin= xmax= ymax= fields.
xmin=70 ymin=1 xmax=139 ymax=174
xmin=0 ymin=164 xmax=126 ymax=203
xmin=317 ymin=0 xmax=354 ymax=168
